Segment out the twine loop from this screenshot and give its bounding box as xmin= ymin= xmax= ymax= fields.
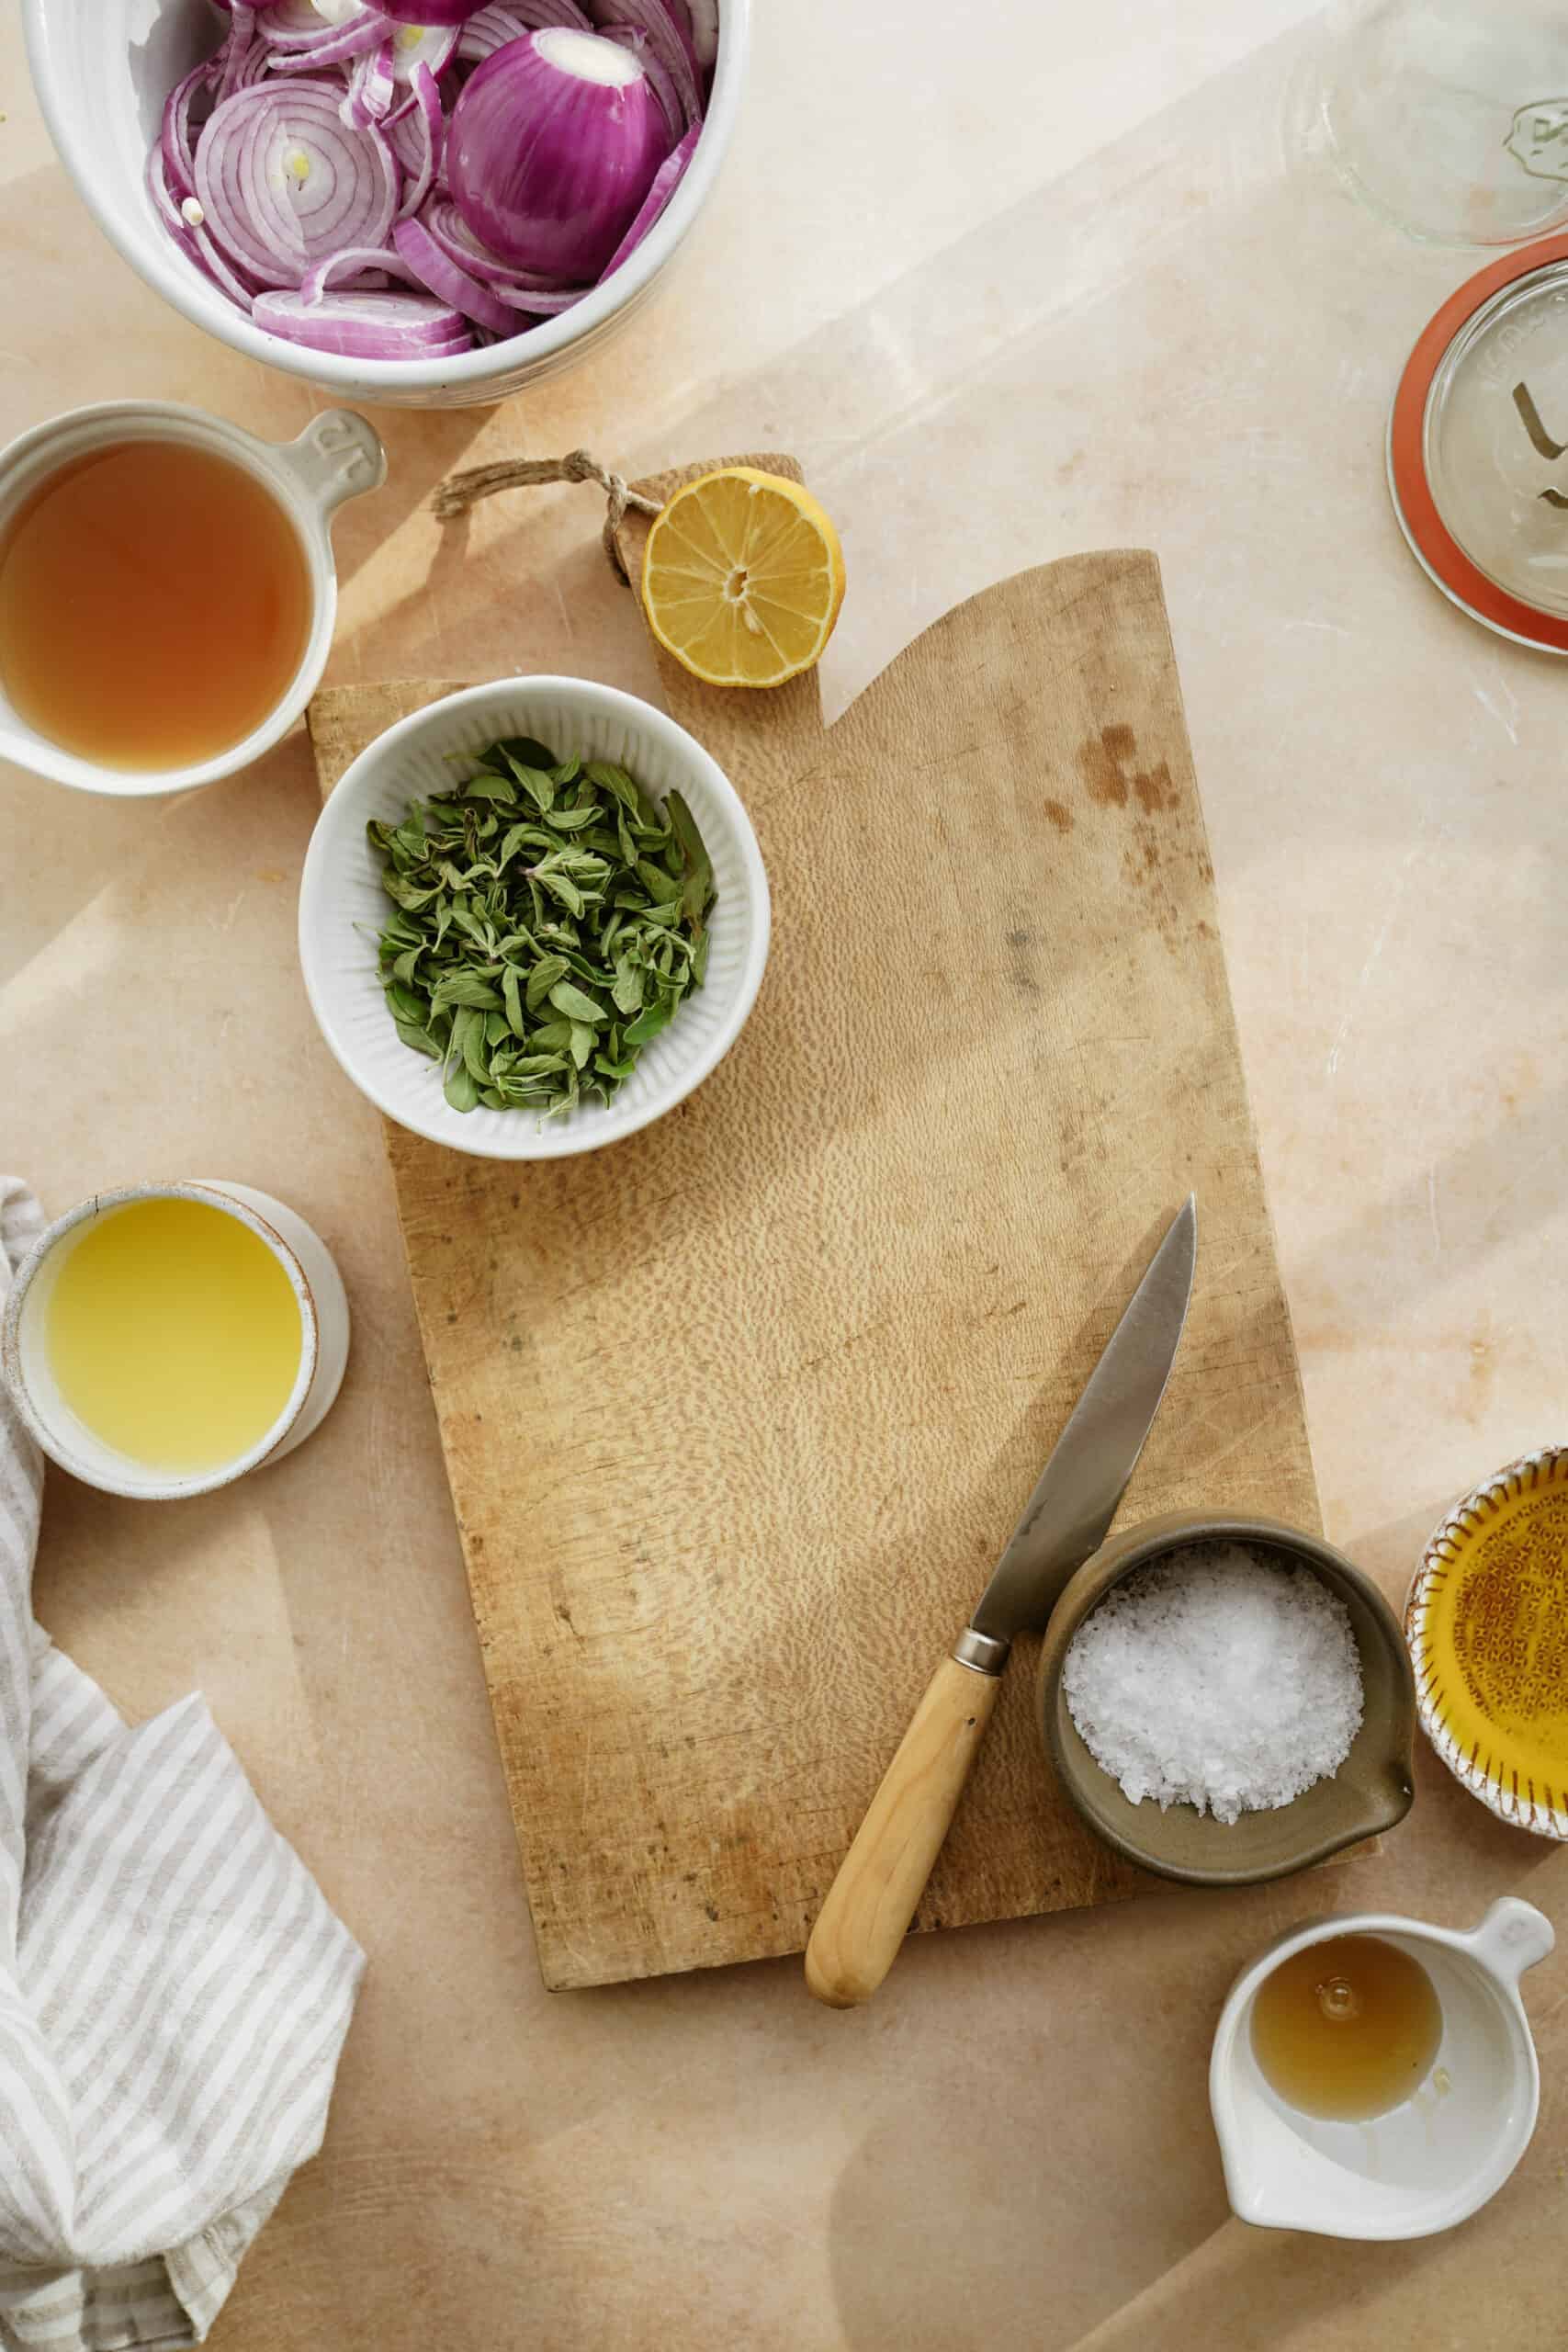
xmin=431 ymin=448 xmax=660 ymax=583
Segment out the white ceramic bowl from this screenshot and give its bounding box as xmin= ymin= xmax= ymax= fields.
xmin=1 ymin=1180 xmax=352 ymax=1501
xmin=23 ymin=0 xmax=749 ymax=410
xmin=1211 ymin=1898 xmax=1553 ymax=2241
xmin=299 ymin=677 xmax=769 ymax=1159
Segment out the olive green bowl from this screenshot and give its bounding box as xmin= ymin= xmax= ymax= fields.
xmin=1035 ymin=1511 xmax=1416 ymax=1886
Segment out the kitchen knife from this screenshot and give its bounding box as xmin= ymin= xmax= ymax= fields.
xmin=804 ymin=1196 xmax=1198 ymax=2007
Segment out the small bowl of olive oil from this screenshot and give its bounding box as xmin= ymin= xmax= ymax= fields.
xmin=1 ymin=1182 xmax=350 ymax=1500
xmin=1407 ymin=1447 xmax=1568 ymax=1838
xmin=1210 ymin=1898 xmax=1553 ymax=2239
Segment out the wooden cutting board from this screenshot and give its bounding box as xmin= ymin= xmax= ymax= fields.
xmin=309 ymin=454 xmax=1318 ymax=1991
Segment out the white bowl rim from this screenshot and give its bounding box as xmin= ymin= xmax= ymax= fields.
xmin=0 ymin=1179 xmax=320 ymax=1500
xmin=298 ymin=674 xmax=771 ymax=1160
xmin=20 ymin=0 xmax=750 ymax=396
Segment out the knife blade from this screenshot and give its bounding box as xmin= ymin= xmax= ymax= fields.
xmin=966 ymin=1193 xmax=1197 ymax=1656
xmin=804 ymin=1197 xmax=1198 ymax=2008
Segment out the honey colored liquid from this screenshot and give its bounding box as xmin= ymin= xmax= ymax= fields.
xmin=0 ymin=440 xmax=311 ymax=769
xmin=1420 ymin=1473 xmax=1568 ymax=1804
xmin=47 ymin=1199 xmax=303 ymax=1474
xmin=1250 ymin=1935 xmax=1442 ymax=2121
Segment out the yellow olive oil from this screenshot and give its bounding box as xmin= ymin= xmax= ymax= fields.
xmin=47 ymin=1198 xmax=303 ymax=1474
xmin=1250 ymin=1935 xmax=1442 ymax=2121
xmin=1420 ymin=1464 xmax=1568 ymax=1807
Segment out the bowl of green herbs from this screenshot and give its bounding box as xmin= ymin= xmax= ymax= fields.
xmin=298 ymin=678 xmax=770 ymax=1159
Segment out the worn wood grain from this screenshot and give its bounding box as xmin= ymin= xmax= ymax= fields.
xmin=307 ymin=456 xmax=1318 ymax=1990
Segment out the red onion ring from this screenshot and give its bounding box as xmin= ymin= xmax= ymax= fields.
xmin=598 ymin=117 xmax=698 ymax=277
xmin=299 ymin=243 xmax=426 ymax=300
xmin=389 ymin=64 xmax=445 ymax=219
xmin=414 ymin=195 xmax=577 ymax=293
xmin=195 ymin=80 xmax=399 ymax=287
xmin=392 ymin=212 xmax=520 ymax=332
xmin=148 ymin=145 xmax=263 ymax=310
xmin=261 ymin=0 xmax=387 ymax=56
xmin=254 ymin=286 xmax=473 ymax=355
xmin=341 ymin=38 xmax=398 ymax=126
xmin=161 ymin=59 xmax=218 ymax=198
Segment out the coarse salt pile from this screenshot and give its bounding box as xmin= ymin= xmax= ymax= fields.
xmin=1062 ymin=1542 xmax=1364 ymax=1824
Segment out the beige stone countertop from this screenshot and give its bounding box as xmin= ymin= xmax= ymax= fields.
xmin=2 ymin=1 xmax=1566 ymax=2345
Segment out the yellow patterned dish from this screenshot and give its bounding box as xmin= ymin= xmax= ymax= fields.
xmin=1406 ymin=1448 xmax=1568 ymax=1839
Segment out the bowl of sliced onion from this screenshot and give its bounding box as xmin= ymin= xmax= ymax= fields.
xmin=22 ymin=0 xmax=745 ymax=408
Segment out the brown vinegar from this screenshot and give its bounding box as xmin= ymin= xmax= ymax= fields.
xmin=0 ymin=439 xmax=311 ymax=769
xmin=1250 ymin=1934 xmax=1442 ymax=2121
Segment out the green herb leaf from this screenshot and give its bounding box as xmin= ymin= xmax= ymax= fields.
xmin=623 ymin=999 xmax=675 ymax=1046
xmin=444 ymin=1060 xmax=481 ymax=1114
xmin=430 ymin=970 xmax=505 ymax=1012
xmin=547 ymin=980 xmax=606 ymax=1025
xmin=525 ymin=954 xmax=570 ymax=1011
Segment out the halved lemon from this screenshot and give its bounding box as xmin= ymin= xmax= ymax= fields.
xmin=641 ymin=467 xmax=845 ymax=689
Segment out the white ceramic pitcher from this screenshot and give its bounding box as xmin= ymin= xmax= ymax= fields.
xmin=1211 ymin=1897 xmax=1554 ymax=2239
xmin=0 ymin=399 xmax=385 ymax=796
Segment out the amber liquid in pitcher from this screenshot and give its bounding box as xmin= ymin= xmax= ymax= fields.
xmin=0 ymin=439 xmax=312 ymax=770
xmin=1250 ymin=1934 xmax=1442 ymax=2121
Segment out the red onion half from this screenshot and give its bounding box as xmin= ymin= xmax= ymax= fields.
xmin=446 ymin=28 xmax=670 ymax=280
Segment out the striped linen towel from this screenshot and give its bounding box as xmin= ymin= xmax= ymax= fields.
xmin=0 ymin=1182 xmax=365 ymax=2351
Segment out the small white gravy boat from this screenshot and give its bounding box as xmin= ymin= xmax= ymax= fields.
xmin=0 ymin=399 xmax=385 ymax=796
xmin=1210 ymin=1897 xmax=1553 ymax=2239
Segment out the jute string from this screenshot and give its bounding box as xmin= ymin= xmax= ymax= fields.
xmin=431 ymin=449 xmax=660 ymax=584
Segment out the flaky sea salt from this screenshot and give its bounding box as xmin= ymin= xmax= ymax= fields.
xmin=1062 ymin=1542 xmax=1363 ymax=1824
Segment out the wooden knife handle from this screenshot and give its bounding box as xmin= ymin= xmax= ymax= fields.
xmin=804 ymin=1654 xmax=1002 ymax=2008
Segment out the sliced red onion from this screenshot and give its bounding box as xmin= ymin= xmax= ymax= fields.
xmin=598 ymin=117 xmax=696 ymax=277
xmin=215 ymin=3 xmax=260 ymax=101
xmin=373 ymin=0 xmax=493 ymax=22
xmin=341 ymin=37 xmax=398 ymax=125
xmin=195 ymin=80 xmax=399 ymax=286
xmin=389 ymin=63 xmax=446 ymax=216
xmin=447 ymin=28 xmax=670 ymax=279
xmin=265 ymin=6 xmax=389 ymax=66
xmin=392 ymin=212 xmax=522 ymax=331
xmin=484 ymin=279 xmax=584 ymax=313
xmin=254 ymin=286 xmax=472 ymax=354
xmin=148 ymin=145 xmax=263 ymax=309
xmin=389 ymin=19 xmax=461 ymax=77
xmin=162 ymin=67 xmax=209 ymax=197
xmin=685 ymin=0 xmax=716 ymax=68
xmin=415 ymin=194 xmax=575 ymax=289
xmin=299 ymin=242 xmax=427 ymax=300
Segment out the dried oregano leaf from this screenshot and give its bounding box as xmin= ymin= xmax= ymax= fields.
xmin=371 ymin=733 xmax=718 ymax=1116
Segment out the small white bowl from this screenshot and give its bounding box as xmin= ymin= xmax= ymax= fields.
xmin=299 ymin=677 xmax=770 ymax=1159
xmin=1211 ymin=1898 xmax=1553 ymax=2241
xmin=22 ymin=0 xmax=749 ymax=410
xmin=1 ymin=1180 xmax=351 ymax=1501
